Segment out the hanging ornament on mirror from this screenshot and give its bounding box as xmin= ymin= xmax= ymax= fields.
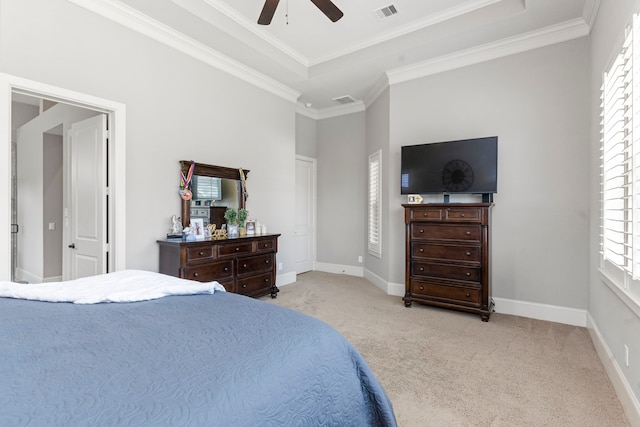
xmin=179 ymin=162 xmax=195 ymax=201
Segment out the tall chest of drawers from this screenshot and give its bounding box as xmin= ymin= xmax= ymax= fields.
xmin=158 ymin=234 xmax=280 ymax=298
xmin=403 ymin=204 xmax=492 ymax=321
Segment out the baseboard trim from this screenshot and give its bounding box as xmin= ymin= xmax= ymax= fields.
xmin=15 ymin=268 xmax=41 ymax=284
xmin=276 ymin=271 xmax=297 ymax=287
xmin=314 ymin=262 xmax=364 ymax=277
xmin=492 ymin=297 xmax=587 ymax=327
xmin=364 ymin=269 xmax=404 ymax=296
xmin=587 ymin=313 xmax=640 ymax=426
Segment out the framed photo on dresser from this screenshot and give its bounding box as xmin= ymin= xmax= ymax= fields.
xmin=191 ymin=218 xmax=205 ymax=240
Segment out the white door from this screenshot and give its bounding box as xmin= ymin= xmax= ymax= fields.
xmin=294 ymin=156 xmax=316 ymax=274
xmin=68 ymin=114 xmax=108 ymax=280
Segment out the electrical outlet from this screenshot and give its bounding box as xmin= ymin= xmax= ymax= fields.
xmin=624 ymin=345 xmax=629 ymax=367
xmin=358 ymin=256 xmax=363 ymax=263
xmin=278 ymin=262 xmax=283 ymax=271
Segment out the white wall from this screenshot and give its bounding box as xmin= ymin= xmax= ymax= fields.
xmin=589 ymin=0 xmax=640 ymax=417
xmin=0 ymin=0 xmax=297 ymax=279
xmin=388 ymin=38 xmax=591 ymax=310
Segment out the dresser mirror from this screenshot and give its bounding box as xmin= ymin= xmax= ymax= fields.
xmin=180 ymin=161 xmax=249 ymax=228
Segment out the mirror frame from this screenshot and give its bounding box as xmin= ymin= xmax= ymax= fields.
xmin=180 ymin=160 xmax=249 ymax=228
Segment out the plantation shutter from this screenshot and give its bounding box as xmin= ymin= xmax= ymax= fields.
xmin=368 ymin=150 xmax=382 ymax=257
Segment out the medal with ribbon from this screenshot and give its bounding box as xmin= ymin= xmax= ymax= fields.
xmin=179 ymin=162 xmax=195 ymax=201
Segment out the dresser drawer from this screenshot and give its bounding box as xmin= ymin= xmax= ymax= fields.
xmin=445 ymin=208 xmax=482 ymax=222
xmin=217 ymin=242 xmax=253 ymax=257
xmin=411 ymin=224 xmax=480 ymax=241
xmin=412 ymin=243 xmax=481 ymax=263
xmin=181 ymin=260 xmax=234 ymax=282
xmin=237 ymin=254 xmax=273 ymax=276
xmin=237 ymin=272 xmax=274 ymax=296
xmin=185 ymin=245 xmax=214 ymax=264
xmin=407 ymin=207 xmax=442 ymax=221
xmin=412 ymin=261 xmax=481 ymax=282
xmin=411 ymin=280 xmax=480 ymax=306
xmin=255 ymin=238 xmax=276 ymax=252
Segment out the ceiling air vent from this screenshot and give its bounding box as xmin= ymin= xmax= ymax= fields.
xmin=374 ymin=4 xmax=398 ymax=20
xmin=333 ymin=95 xmax=356 ymax=105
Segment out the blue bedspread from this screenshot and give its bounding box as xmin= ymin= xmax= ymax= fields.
xmin=0 ymin=291 xmax=397 ymax=426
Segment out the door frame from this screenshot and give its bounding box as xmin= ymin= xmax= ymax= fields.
xmin=0 ymin=73 xmax=127 ymax=281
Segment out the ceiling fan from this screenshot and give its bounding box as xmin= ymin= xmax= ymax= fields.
xmin=258 ymin=0 xmax=344 ymax=25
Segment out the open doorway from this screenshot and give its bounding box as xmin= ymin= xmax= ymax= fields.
xmin=0 ymin=73 xmax=127 ymax=282
xmin=12 ymin=95 xmax=106 ymax=283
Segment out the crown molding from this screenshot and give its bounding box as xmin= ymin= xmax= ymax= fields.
xmin=386 ymin=17 xmax=590 ymax=85
xmin=67 ymin=0 xmax=300 ymax=103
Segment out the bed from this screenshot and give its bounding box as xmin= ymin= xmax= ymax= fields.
xmin=0 ymin=270 xmax=397 ymax=426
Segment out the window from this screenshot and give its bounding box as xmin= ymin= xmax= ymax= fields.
xmin=368 ymin=150 xmax=382 ymax=258
xmin=600 ymin=14 xmax=640 ymax=304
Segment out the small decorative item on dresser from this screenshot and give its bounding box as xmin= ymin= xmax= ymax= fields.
xmin=246 ymin=221 xmax=255 ymax=236
xmin=191 ymin=218 xmax=205 ymax=240
xmin=407 ymin=194 xmax=423 ymax=204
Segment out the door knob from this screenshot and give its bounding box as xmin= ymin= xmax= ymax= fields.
xmin=68 ymin=243 xmax=76 ymax=249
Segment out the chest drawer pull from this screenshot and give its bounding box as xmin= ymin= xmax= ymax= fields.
xmin=420 ymin=248 xmax=424 ymax=253
xmin=466 ymin=251 xmax=471 ymax=256
xmin=235 ymin=247 xmax=240 ymax=251
xmin=264 ymin=278 xmax=270 ymax=283
xmin=461 ymin=213 xmax=465 ymax=217
xmin=465 ymin=231 xmax=471 ymax=235
xmin=466 ymin=293 xmax=471 ymax=297
xmin=199 ymin=251 xmax=204 ymax=256
xmin=466 ymin=272 xmax=471 ymax=276
xmin=419 ymin=286 xmax=424 ymax=291
xmin=193 ymin=272 xmax=199 ymax=278
xmin=242 ymin=283 xmax=247 ymax=288
xmin=419 ymin=229 xmax=425 ymax=233
xmin=265 ymin=259 xmax=270 ymax=264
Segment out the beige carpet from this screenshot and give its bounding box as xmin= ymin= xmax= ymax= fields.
xmin=262 ymin=271 xmax=629 ymax=427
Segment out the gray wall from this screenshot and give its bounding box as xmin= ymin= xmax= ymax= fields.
xmin=316 ymin=112 xmax=366 ymax=267
xmin=1 ymin=0 xmax=297 ymax=278
xmin=388 ymin=38 xmax=591 ymax=309
xmin=365 ymin=88 xmax=391 ymax=280
xmin=589 ymin=0 xmax=640 ymax=408
xmin=42 ymin=132 xmax=62 ymax=281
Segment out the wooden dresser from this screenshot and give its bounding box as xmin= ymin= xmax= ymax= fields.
xmin=158 ymin=234 xmax=280 ymax=298
xmin=403 ymin=203 xmax=492 ymax=321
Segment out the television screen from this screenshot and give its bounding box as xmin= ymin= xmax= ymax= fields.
xmin=401 ymin=136 xmax=497 ymax=194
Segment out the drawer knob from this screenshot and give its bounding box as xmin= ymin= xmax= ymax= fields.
xmin=419 ymin=267 xmax=424 ymax=272
xmin=419 ymin=286 xmax=424 ymax=290
xmin=243 ymin=263 xmax=247 ymax=268
xmin=420 ymin=248 xmax=424 ymax=253
xmin=419 ymin=229 xmax=424 ymax=233
xmin=224 ymin=267 xmax=229 ymax=271
xmin=265 ymin=260 xmax=270 ymax=264
xmin=235 ymin=247 xmax=240 ymax=251
xmin=263 ymin=244 xmax=268 ymax=248
xmin=423 ymin=213 xmax=428 ymax=217
xmin=466 ymin=293 xmax=471 ymax=297
xmin=198 ymin=251 xmax=204 ymax=256
xmin=264 ymin=278 xmax=269 ymax=283
xmin=466 ymin=251 xmax=471 ymax=256
xmin=461 ymin=213 xmax=465 ymax=217
xmin=193 ymin=272 xmax=199 ymax=277
xmin=466 ymin=272 xmax=471 ymax=276
xmin=465 ymin=231 xmax=471 ymax=235
xmin=242 ymin=284 xmax=247 ymax=288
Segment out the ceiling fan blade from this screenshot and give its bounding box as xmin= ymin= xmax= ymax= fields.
xmin=258 ymin=0 xmax=280 ymax=25
xmin=309 ymin=0 xmax=344 ymax=22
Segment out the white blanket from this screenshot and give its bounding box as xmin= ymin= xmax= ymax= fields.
xmin=0 ymin=270 xmax=225 ymax=304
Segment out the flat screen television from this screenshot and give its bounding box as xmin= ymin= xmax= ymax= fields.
xmin=401 ymin=136 xmax=497 ymax=195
